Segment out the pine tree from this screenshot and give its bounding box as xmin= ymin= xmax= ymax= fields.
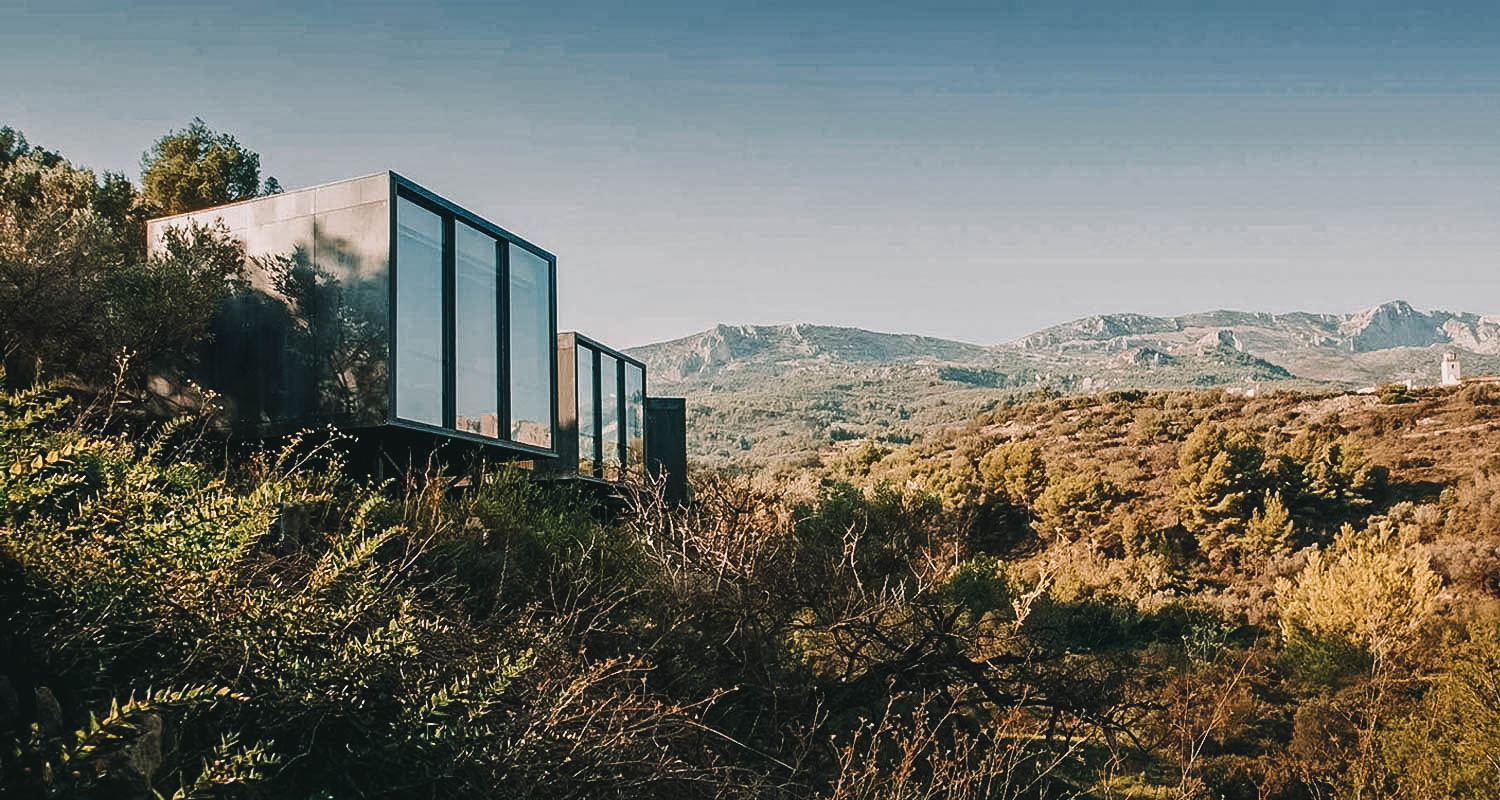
xmin=1236 ymin=492 xmax=1294 ymax=568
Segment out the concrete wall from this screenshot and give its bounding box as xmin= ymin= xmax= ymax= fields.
xmin=146 ymin=174 xmax=392 ymax=432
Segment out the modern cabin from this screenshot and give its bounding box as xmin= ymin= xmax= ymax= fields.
xmin=145 ymin=172 xmax=686 ymax=500
xmin=555 ymin=332 xmax=646 ymax=482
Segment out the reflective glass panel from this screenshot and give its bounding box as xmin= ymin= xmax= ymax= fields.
xmin=454 ymin=222 xmax=499 ymax=437
xmin=624 ymin=363 xmax=645 ymax=474
xmin=508 ymin=244 xmax=552 ymax=448
xmin=599 ymin=353 xmax=620 ymax=480
xmin=577 ymin=346 xmax=597 ymax=475
xmin=394 ymin=197 xmax=443 ymax=426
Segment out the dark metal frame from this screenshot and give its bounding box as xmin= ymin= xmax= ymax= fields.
xmin=565 ymin=332 xmax=647 ymax=482
xmin=386 ymin=172 xmax=559 ymax=458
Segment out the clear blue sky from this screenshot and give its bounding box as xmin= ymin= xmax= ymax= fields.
xmin=5 ymin=0 xmax=1499 ymax=347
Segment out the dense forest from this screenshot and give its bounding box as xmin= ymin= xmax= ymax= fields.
xmin=3 ymin=124 xmax=1500 ymax=799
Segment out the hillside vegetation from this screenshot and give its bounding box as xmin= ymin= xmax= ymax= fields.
xmin=8 ymin=377 xmax=1500 ymax=798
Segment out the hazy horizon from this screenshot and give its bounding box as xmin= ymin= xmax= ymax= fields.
xmin=6 ymin=0 xmax=1499 ymax=348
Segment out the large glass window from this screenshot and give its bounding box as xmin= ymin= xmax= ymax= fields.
xmin=391 ymin=185 xmax=558 ymax=454
xmin=624 ymin=363 xmax=644 ymax=474
xmin=599 ymin=352 xmax=620 ymax=480
xmin=394 ymin=197 xmax=443 ymax=426
xmin=508 ymin=244 xmax=552 ymax=448
xmin=454 ymin=222 xmax=498 ymax=437
xmin=577 ymin=346 xmax=597 ymax=475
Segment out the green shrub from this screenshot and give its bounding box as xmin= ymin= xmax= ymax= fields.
xmin=1175 ymin=421 xmax=1266 ymax=544
xmin=793 ymin=480 xmax=940 ymax=583
xmin=945 ymin=554 xmax=1011 ymax=616
xmin=976 ymin=440 xmax=1048 ymax=508
xmin=1381 ymin=624 xmax=1500 ymax=799
xmin=1376 ymin=383 xmax=1413 ymax=404
xmin=0 ymin=126 xmax=246 ymax=388
xmin=1234 ymin=492 xmax=1295 ymax=567
xmin=1272 ymin=426 xmax=1387 ymax=538
xmin=140 ymin=118 xmax=270 ymax=216
xmin=1034 ymin=468 xmax=1120 ymax=543
xmin=1275 ymin=519 xmax=1440 ymax=682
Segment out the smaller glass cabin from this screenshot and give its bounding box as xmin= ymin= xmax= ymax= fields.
xmin=555 ymin=333 xmax=647 ymax=482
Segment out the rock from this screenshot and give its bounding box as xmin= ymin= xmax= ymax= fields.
xmin=94 ymin=711 xmax=164 ymax=799
xmin=34 ymin=686 xmax=63 ymax=737
xmin=1195 ymin=329 xmax=1242 ymax=353
xmin=1129 ymin=347 xmax=1172 ymax=366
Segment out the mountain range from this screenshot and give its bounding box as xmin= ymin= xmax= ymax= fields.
xmin=626 ymin=301 xmax=1500 ymax=468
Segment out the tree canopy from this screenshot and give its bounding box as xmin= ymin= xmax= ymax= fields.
xmin=140 ymin=117 xmax=275 ymax=216
xmin=0 ymin=124 xmax=247 ymax=388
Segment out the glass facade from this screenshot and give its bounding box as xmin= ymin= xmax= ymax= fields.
xmin=389 ymin=185 xmax=557 ymax=452
xmin=509 ymin=244 xmax=552 ymax=449
xmin=577 ymin=348 xmax=596 ymax=474
xmin=567 ymin=336 xmax=647 ymax=482
xmin=454 ymin=222 xmax=499 ymax=437
xmin=624 ymin=363 xmax=645 ymax=474
xmin=598 ymin=352 xmax=621 ymax=480
xmin=394 ymin=197 xmax=444 ymax=427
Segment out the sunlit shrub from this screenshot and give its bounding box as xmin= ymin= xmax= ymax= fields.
xmin=1275 ymin=518 xmax=1441 ymax=682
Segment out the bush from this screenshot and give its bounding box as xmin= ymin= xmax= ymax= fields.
xmin=976 ymin=440 xmax=1048 ymax=508
xmin=0 ymin=126 xmax=246 ymax=389
xmin=139 ymin=118 xmax=270 ymax=216
xmin=1235 ymin=492 xmax=1295 ymax=568
xmin=1381 ymin=624 xmax=1500 ymax=800
xmin=1175 ymin=421 xmax=1267 ymax=558
xmin=1275 ymin=518 xmax=1441 ymax=681
xmin=793 ymin=480 xmax=940 ymax=584
xmin=1272 ymin=426 xmax=1387 ymax=538
xmin=1034 ymin=468 xmax=1121 ymax=544
xmin=1461 ymin=381 xmax=1500 ymax=406
xmin=1377 ymin=383 xmax=1413 ymax=404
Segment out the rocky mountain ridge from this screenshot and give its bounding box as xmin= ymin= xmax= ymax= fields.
xmin=1021 ymin=300 xmax=1500 ymax=356
xmin=633 ymin=323 xmax=998 ymax=382
xmin=632 ymin=301 xmax=1500 ymax=387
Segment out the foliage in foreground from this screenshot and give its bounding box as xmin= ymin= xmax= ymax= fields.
xmin=7 ymin=380 xmax=1500 ymax=799
xmin=0 ymin=384 xmax=750 ymax=798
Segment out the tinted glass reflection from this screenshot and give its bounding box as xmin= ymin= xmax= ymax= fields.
xmin=577 ymin=346 xmax=597 ymax=475
xmin=454 ymin=222 xmax=499 ymax=437
xmin=599 ymin=353 xmax=620 ymax=480
xmin=508 ymin=244 xmax=552 ymax=448
xmin=394 ymin=197 xmax=443 ymax=426
xmin=624 ymin=363 xmax=644 ymax=474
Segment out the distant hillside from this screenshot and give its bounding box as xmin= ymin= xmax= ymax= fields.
xmin=628 ymin=301 xmax=1500 ymax=469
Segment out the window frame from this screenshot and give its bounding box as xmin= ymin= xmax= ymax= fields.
xmin=390 ymin=193 xmax=447 ymax=428
xmin=386 ymin=173 xmax=558 ymax=458
xmin=452 ymin=217 xmax=503 ymax=439
xmin=505 ymin=240 xmax=557 ymax=450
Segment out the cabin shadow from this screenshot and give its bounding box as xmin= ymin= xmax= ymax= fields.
xmin=201 ymin=230 xmax=386 ymax=433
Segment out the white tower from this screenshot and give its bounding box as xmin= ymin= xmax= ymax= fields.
xmin=1441 ymin=352 xmax=1462 ymax=386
